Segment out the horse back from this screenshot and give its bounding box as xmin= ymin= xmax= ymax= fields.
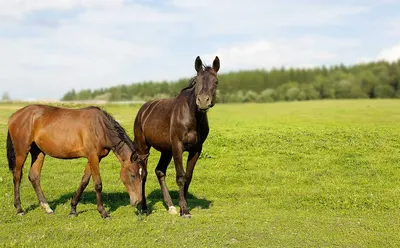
xmin=8 ymin=104 xmax=106 ymax=158
xmin=9 ymin=104 xmax=99 ymax=132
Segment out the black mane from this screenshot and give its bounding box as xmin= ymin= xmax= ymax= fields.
xmin=180 ymin=76 xmax=197 ymax=92
xmin=98 ymin=108 xmax=136 ymax=153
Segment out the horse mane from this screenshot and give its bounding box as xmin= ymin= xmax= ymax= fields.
xmin=180 ymin=76 xmax=196 ymax=92
xmin=180 ymin=65 xmax=215 ymax=93
xmin=96 ymin=107 xmax=136 ymax=154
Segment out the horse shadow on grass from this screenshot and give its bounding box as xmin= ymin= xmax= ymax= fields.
xmin=25 ymin=189 xmax=212 ymax=216
xmin=24 ymin=191 xmax=130 ymax=215
xmin=145 ymin=189 xmax=213 ymax=214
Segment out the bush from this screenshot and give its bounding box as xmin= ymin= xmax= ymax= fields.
xmin=302 ymin=84 xmax=320 ymax=100
xmin=285 ymin=87 xmax=301 ymax=101
xmin=298 ymin=91 xmax=306 ymax=101
xmin=94 ymin=92 xmax=111 ymax=101
xmin=226 ymin=91 xmax=245 ymax=103
xmin=349 ymin=86 xmax=368 ymax=99
xmin=243 ymin=91 xmax=258 ymax=103
xmin=374 ymin=85 xmax=395 ymax=98
xmin=395 ymin=90 xmax=400 ymax=98
xmin=259 ymin=89 xmax=278 ymax=102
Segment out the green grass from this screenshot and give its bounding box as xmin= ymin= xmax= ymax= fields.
xmin=1 ymin=100 xmax=400 ymax=247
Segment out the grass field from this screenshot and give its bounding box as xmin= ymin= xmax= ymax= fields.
xmin=0 ymin=100 xmax=400 ymax=247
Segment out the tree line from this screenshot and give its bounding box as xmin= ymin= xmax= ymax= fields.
xmin=62 ymin=59 xmax=400 ymax=103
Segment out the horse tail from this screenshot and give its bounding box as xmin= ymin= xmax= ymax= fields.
xmin=7 ymin=130 xmax=16 ymax=172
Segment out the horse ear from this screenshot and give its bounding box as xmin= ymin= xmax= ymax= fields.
xmin=212 ymin=56 xmax=220 ymax=72
xmin=195 ymin=56 xmax=203 ymax=72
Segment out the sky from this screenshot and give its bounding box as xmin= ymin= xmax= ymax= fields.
xmin=1 ymin=0 xmax=400 ymax=100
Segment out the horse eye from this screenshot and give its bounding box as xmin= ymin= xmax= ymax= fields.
xmin=215 ymin=80 xmax=219 ymax=85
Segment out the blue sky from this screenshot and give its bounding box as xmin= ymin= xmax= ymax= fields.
xmin=1 ymin=0 xmax=400 ymax=100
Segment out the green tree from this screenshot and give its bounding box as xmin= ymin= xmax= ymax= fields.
xmin=61 ymin=59 xmax=400 ymax=103
xmin=335 ymin=80 xmax=352 ymax=99
xmin=76 ymin=89 xmax=92 ymax=100
xmin=110 ymin=87 xmax=122 ymax=101
xmin=62 ymin=89 xmax=77 ymax=101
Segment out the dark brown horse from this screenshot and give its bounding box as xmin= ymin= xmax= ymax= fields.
xmin=7 ymin=104 xmax=143 ymax=218
xmin=133 ymin=56 xmax=220 ymax=217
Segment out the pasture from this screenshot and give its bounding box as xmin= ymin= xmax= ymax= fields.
xmin=0 ymin=100 xmax=400 ymax=247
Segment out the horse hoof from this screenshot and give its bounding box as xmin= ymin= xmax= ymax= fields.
xmin=140 ymin=209 xmax=150 ymax=215
xmin=40 ymin=203 xmax=53 ymax=214
xmin=16 ymin=211 xmax=25 ymax=216
xmin=101 ymin=212 xmax=111 ymax=219
xmin=168 ymin=206 xmax=178 ymax=215
xmin=69 ymin=213 xmax=77 ymax=218
xmin=180 ymin=213 xmax=191 ymax=218
xmin=46 ymin=211 xmax=54 ymax=215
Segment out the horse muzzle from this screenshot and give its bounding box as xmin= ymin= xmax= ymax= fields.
xmin=196 ymin=95 xmax=212 ymax=112
xmin=130 ymin=199 xmax=140 ymax=207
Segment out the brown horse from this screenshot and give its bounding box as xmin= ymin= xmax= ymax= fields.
xmin=7 ymin=104 xmax=143 ymax=218
xmin=133 ymin=56 xmax=220 ymax=217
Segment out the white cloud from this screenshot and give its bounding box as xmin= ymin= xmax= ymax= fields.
xmin=169 ymin=0 xmax=370 ymax=36
xmin=0 ymin=0 xmax=123 ymax=19
xmin=0 ymin=3 xmax=183 ymax=100
xmin=203 ymin=36 xmax=358 ymax=72
xmin=377 ymin=44 xmax=400 ymax=62
xmin=0 ymin=0 xmax=396 ymax=100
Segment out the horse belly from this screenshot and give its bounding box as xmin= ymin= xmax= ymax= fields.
xmin=34 ymin=130 xmax=85 ymax=159
xmin=146 ymin=135 xmax=172 ymax=152
xmin=141 ymin=117 xmax=172 ymax=152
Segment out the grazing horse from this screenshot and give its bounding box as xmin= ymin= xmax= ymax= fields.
xmin=6 ymin=104 xmax=143 ymax=218
xmin=133 ymin=56 xmax=220 ymax=217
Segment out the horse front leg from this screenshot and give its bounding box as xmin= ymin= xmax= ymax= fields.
xmin=69 ymin=163 xmax=91 ymax=217
xmin=184 ymin=148 xmax=202 ymax=199
xmin=88 ymin=156 xmax=109 ymax=219
xmin=137 ymin=153 xmax=149 ymax=213
xmin=172 ymin=145 xmax=190 ymax=217
xmin=155 ymin=152 xmax=176 ymax=214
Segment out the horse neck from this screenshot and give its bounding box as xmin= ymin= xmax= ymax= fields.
xmin=179 ymin=87 xmax=208 ymax=124
xmin=112 ymin=141 xmax=133 ymax=164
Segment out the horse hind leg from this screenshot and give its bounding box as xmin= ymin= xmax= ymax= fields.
xmin=29 ymin=145 xmax=53 ymax=214
xmin=155 ymin=152 xmax=177 ymax=215
xmin=8 ymin=129 xmax=30 ymax=216
xmin=12 ymin=153 xmax=29 ymax=216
